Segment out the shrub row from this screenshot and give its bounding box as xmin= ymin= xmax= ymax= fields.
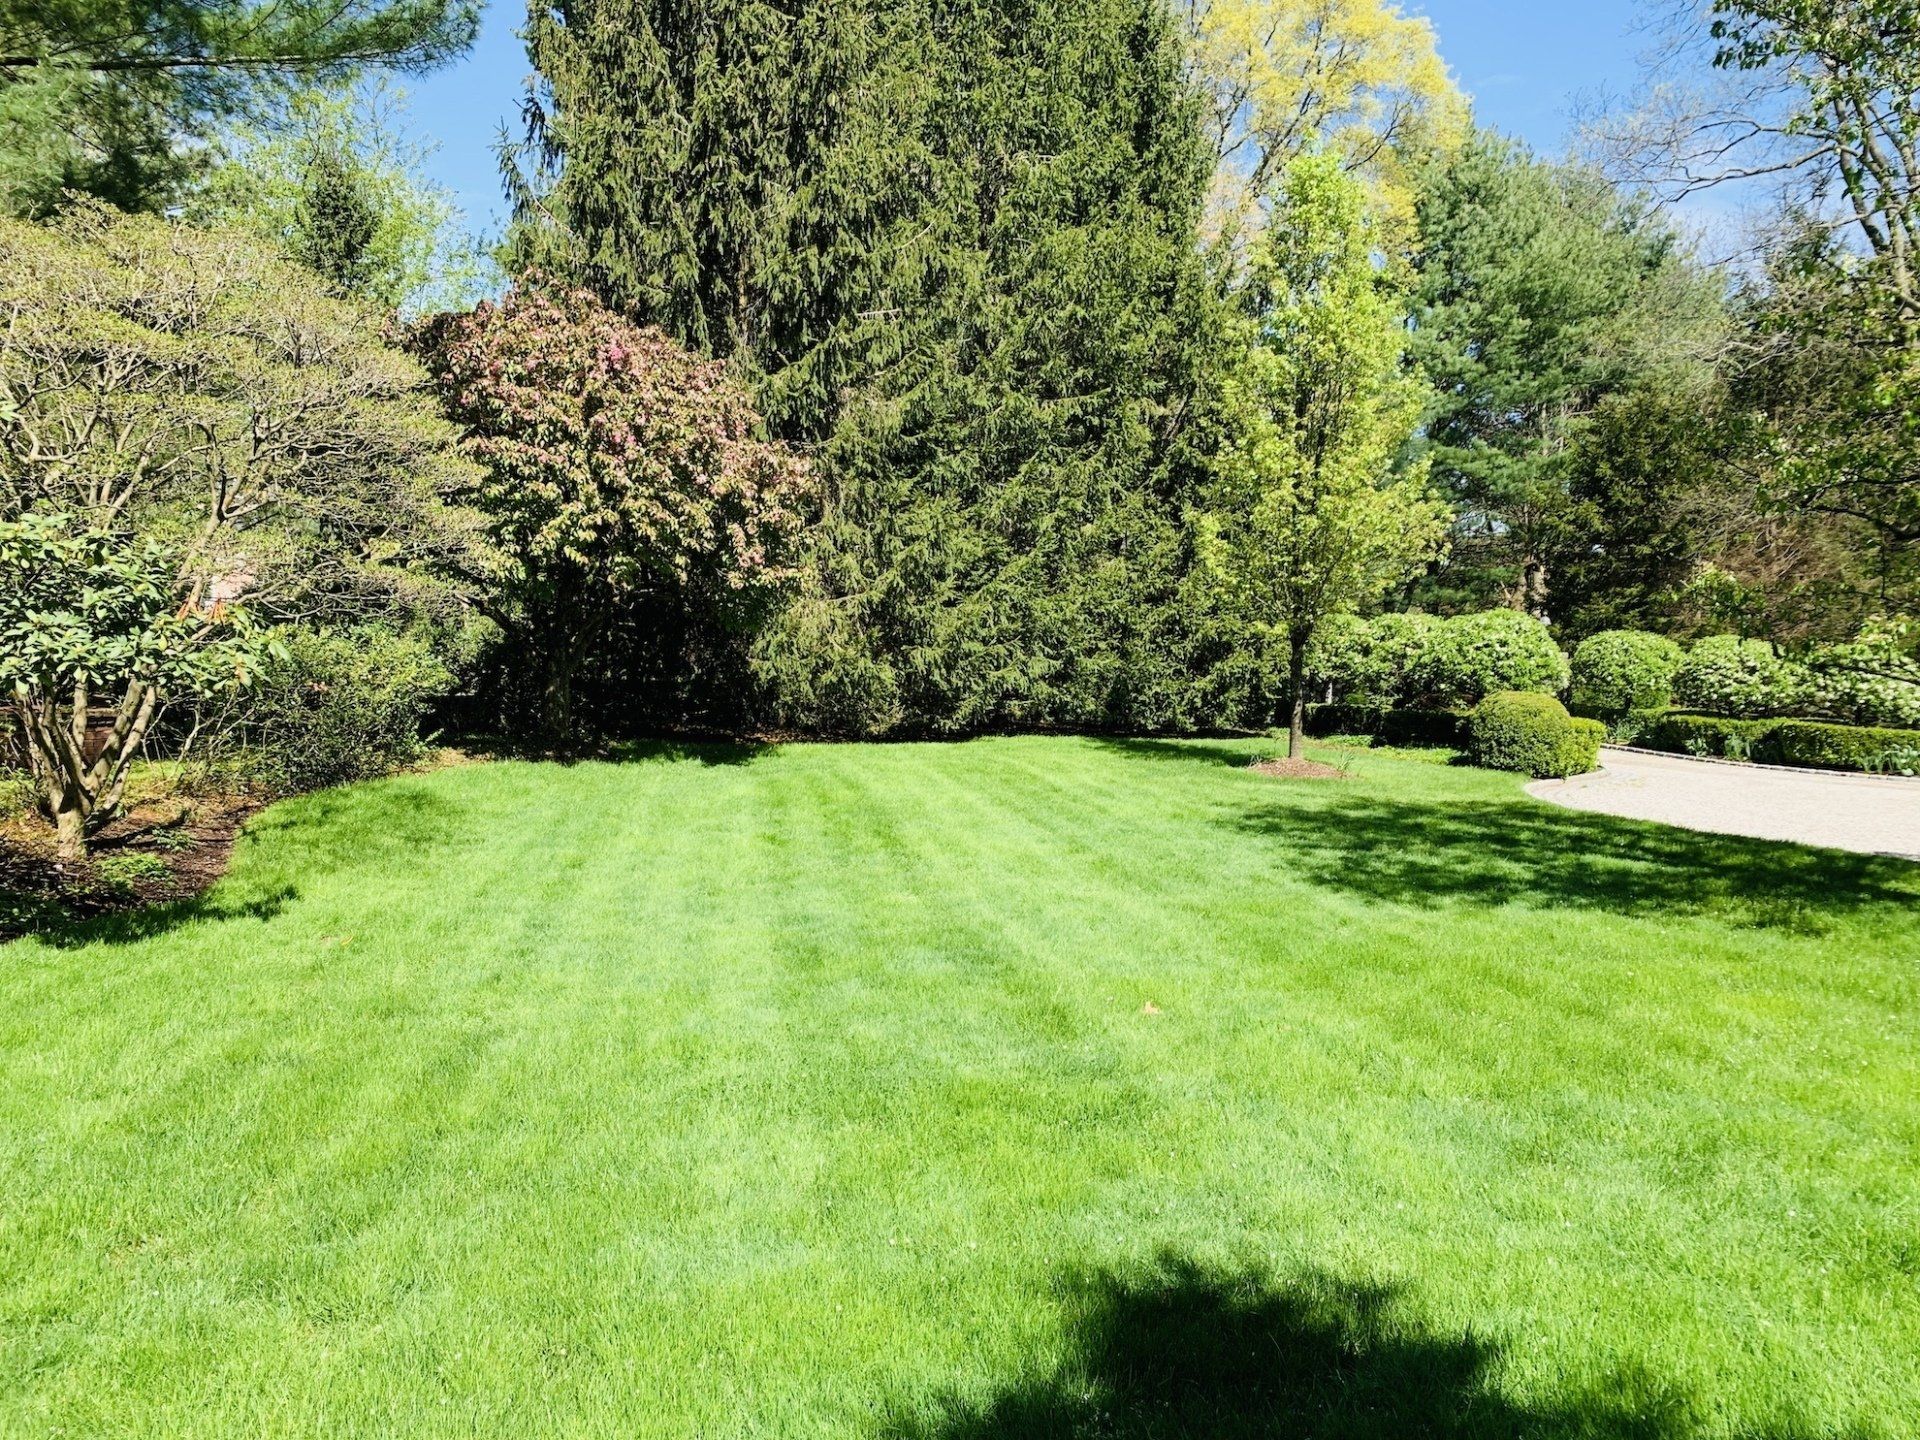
xmin=1468 ymin=693 xmax=1604 ymax=779
xmin=1639 ymin=713 xmax=1784 ymax=761
xmin=1767 ymin=722 xmax=1920 ymax=775
xmin=1309 ymin=610 xmax=1567 ymax=710
xmin=1639 ymin=713 xmax=1920 ymax=775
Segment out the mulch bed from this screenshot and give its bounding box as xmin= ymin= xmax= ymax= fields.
xmin=0 ymin=793 xmax=264 ymax=943
xmin=1249 ymin=757 xmax=1350 ymax=781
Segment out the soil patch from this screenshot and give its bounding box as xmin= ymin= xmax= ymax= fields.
xmin=1249 ymin=757 xmax=1349 ymax=781
xmin=1 ymin=792 xmax=264 ymax=943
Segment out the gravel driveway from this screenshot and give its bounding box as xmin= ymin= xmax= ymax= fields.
xmin=1529 ymin=748 xmax=1920 ymax=861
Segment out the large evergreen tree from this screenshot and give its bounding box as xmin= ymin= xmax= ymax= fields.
xmin=1408 ymin=130 xmax=1722 ymax=622
xmin=514 ymin=0 xmax=1225 ymax=734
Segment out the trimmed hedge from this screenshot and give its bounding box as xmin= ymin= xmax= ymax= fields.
xmin=1561 ymin=718 xmax=1607 ymax=777
xmin=1638 ymin=713 xmax=1920 ymax=774
xmin=1765 ymin=721 xmax=1920 ymax=776
xmin=1469 ymin=692 xmax=1602 ymax=778
xmin=1640 ymin=713 xmax=1784 ymax=761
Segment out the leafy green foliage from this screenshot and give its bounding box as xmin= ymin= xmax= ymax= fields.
xmin=0 ymin=514 xmax=255 ymax=698
xmin=0 ymin=204 xmax=481 ymax=849
xmin=1807 ymin=616 xmax=1920 ymax=727
xmin=1672 ymin=635 xmax=1813 ymax=718
xmin=0 ymin=513 xmax=263 ymax=853
xmin=234 ymin=626 xmax=451 ymax=794
xmin=517 ymin=0 xmax=1227 ymax=736
xmin=1643 ymin=708 xmax=1920 ymax=775
xmin=1468 ymin=691 xmax=1599 ymax=778
xmin=1201 ymin=154 xmax=1448 ymax=753
xmin=1426 ymin=610 xmax=1569 ymax=707
xmin=91 ymin=851 xmax=170 ymax=894
xmin=187 ymin=80 xmax=499 ymax=315
xmin=1180 ymin=0 xmax=1467 ymax=233
xmin=1641 ymin=712 xmax=1785 ymax=762
xmin=1765 ymin=719 xmax=1920 ymax=776
xmin=1409 ymin=130 xmax=1723 ymax=618
xmin=1569 ymin=630 xmax=1685 ymax=716
xmin=0 ymin=0 xmax=480 ymax=215
xmin=0 ymin=203 xmax=486 ymax=623
xmin=414 ymin=284 xmax=813 ymax=737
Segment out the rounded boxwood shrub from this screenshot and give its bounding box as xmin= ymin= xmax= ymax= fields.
xmin=1469 ymin=692 xmax=1601 ymax=778
xmin=1571 ymin=630 xmax=1684 ymax=716
xmin=1430 ymin=611 xmax=1570 ymax=707
xmin=1672 ymin=636 xmax=1812 ymax=718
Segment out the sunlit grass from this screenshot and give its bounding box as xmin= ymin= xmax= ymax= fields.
xmin=2 ymin=737 xmax=1915 ymax=1438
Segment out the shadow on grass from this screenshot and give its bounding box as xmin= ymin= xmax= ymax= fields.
xmin=1091 ymin=737 xmax=1274 ymax=771
xmin=1227 ymin=795 xmax=1917 ymax=932
xmin=4 ymin=882 xmax=295 ymax=949
xmin=887 ymin=1257 xmax=1842 ymax=1440
xmin=463 ymin=735 xmax=773 ymax=767
xmin=603 ymin=738 xmax=772 ymax=767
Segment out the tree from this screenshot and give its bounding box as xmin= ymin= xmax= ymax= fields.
xmin=520 ymin=0 xmax=1228 ymax=737
xmin=1594 ymin=3 xmax=1920 ymax=615
xmin=1609 ymin=1 xmax=1920 ymax=325
xmin=1408 ymin=131 xmax=1725 ymax=620
xmin=0 ymin=204 xmax=488 ymax=847
xmin=0 ymin=0 xmax=479 ymax=215
xmin=506 ymin=0 xmax=928 ymax=430
xmin=1201 ymin=154 xmax=1448 ymax=758
xmin=1179 ymin=0 xmax=1467 ymax=234
xmin=0 ymin=514 xmax=263 ymax=858
xmin=189 ymin=80 xmax=499 ymax=314
xmin=414 ymin=285 xmax=814 ymax=738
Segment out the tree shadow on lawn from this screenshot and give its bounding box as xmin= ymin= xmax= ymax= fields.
xmin=603 ymin=738 xmax=772 ymax=767
xmin=886 ymin=1256 xmax=1849 ymax=1440
xmin=1092 ymin=737 xmax=1280 ymax=771
xmin=469 ymin=735 xmax=773 ymax=767
xmin=1225 ymin=794 xmax=1918 ymax=933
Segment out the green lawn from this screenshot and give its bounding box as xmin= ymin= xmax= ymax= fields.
xmin=2 ymin=738 xmax=1917 ymax=1438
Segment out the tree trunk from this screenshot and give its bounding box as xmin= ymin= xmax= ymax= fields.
xmin=1288 ymin=629 xmax=1309 ymax=761
xmin=1522 ymin=557 xmax=1550 ymax=622
xmin=53 ymin=797 xmax=87 ymax=863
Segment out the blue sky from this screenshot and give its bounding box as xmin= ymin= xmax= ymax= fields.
xmin=403 ymin=0 xmax=1658 ymax=234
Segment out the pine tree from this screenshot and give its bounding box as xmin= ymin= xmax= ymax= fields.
xmin=514 ymin=0 xmax=1227 ymax=734
xmin=0 ymin=0 xmax=479 ymax=215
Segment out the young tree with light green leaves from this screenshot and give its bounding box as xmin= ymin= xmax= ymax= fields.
xmin=188 ymin=80 xmax=499 ymax=315
xmin=1202 ymin=153 xmax=1449 ymax=758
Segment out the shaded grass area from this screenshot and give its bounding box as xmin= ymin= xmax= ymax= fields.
xmin=1 ymin=736 xmax=1916 ymax=1438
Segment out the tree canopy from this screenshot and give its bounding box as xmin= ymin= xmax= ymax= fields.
xmin=0 ymin=0 xmax=479 ymax=214
xmin=1409 ymin=130 xmax=1724 ymax=622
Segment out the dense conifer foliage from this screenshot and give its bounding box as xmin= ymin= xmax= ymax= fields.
xmin=513 ymin=0 xmax=1229 ymax=734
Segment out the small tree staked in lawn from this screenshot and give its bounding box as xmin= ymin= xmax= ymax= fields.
xmin=1202 ymin=154 xmax=1449 ymax=758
